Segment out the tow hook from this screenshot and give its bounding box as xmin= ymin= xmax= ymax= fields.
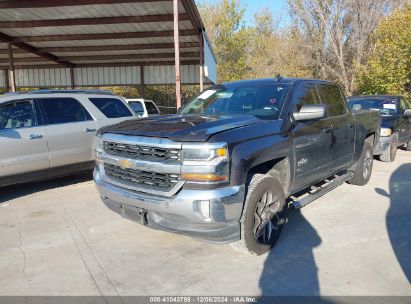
xmin=138 ymin=208 xmax=148 ymax=225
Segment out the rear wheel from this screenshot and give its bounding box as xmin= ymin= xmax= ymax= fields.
xmin=379 ymin=134 xmax=397 ymax=162
xmin=348 ymin=141 xmax=373 ymax=186
xmin=230 ymin=174 xmax=286 ymax=255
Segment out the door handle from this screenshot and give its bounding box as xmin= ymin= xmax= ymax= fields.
xmin=323 ymin=128 xmax=332 ymax=133
xmin=84 ymin=128 xmax=97 ymax=133
xmin=27 ymin=134 xmax=43 ymax=140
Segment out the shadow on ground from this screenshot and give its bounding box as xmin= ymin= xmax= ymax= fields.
xmin=258 ymin=209 xmax=322 ymax=296
xmin=376 ymin=163 xmax=411 ymax=283
xmin=0 ymin=172 xmax=93 ymax=204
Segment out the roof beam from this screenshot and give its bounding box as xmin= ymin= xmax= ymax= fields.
xmin=0 ymin=48 xmax=27 ymax=54
xmin=0 ymin=52 xmax=199 ymax=64
xmin=38 ymin=42 xmax=198 ymax=53
xmin=0 ymin=42 xmax=199 ymax=54
xmin=0 ymin=60 xmax=199 ymax=69
xmin=0 ymin=14 xmax=191 ymax=28
xmin=0 ymin=0 xmax=167 ymax=9
xmin=60 ymin=52 xmax=198 ymax=61
xmin=12 ymin=30 xmax=198 ymax=43
xmin=0 ymin=32 xmax=74 ymax=67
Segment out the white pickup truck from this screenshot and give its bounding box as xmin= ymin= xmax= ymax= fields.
xmin=126 ymin=98 xmax=161 ymax=117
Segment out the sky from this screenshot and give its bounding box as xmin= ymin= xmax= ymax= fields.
xmin=197 ymin=0 xmax=290 ymax=27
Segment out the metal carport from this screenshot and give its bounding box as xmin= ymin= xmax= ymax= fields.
xmin=0 ymin=0 xmax=217 ymax=108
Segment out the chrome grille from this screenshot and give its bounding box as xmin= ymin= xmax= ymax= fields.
xmin=104 ymin=163 xmax=180 ymax=192
xmin=103 ymin=141 xmax=181 ymax=161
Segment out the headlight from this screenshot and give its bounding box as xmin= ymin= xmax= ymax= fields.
xmin=182 ymin=143 xmax=227 ymax=162
xmin=181 ymin=143 xmax=229 ymax=184
xmin=380 ymin=128 xmax=392 ymax=137
xmin=94 ymin=133 xmax=104 ymax=165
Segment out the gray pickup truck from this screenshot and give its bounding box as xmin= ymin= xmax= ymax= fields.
xmin=94 ymin=78 xmax=380 ymax=255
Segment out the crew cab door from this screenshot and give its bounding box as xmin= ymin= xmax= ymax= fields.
xmin=291 ymin=82 xmax=333 ymax=189
xmin=37 ymin=97 xmax=98 ymax=168
xmin=0 ymin=99 xmax=49 ymax=177
xmin=317 ymin=84 xmax=355 ymax=171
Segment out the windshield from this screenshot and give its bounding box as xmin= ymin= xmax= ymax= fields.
xmin=349 ymin=98 xmax=397 ymax=115
xmin=179 ymin=83 xmax=290 ymax=120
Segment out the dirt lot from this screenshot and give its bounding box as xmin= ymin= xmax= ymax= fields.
xmin=0 ymin=150 xmax=410 ymax=296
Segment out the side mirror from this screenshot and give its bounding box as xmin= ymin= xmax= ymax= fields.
xmin=404 ymin=109 xmax=411 ymax=117
xmin=293 ymin=104 xmax=326 ymax=122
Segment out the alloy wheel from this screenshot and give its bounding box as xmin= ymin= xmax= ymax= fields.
xmin=363 ymin=150 xmax=372 ymax=179
xmin=253 ymin=191 xmax=282 ymax=244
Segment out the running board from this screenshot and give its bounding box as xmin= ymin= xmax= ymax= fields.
xmin=289 ymin=171 xmax=354 ymax=209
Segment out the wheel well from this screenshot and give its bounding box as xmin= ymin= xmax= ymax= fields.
xmin=365 ymin=133 xmax=376 ymax=147
xmin=247 ymin=157 xmax=291 ymax=194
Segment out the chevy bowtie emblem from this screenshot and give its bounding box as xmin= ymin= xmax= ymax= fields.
xmin=118 ymin=159 xmax=133 ymax=169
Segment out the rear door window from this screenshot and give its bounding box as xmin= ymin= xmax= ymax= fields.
xmin=89 ymin=98 xmax=133 ymax=118
xmin=0 ymin=100 xmax=38 ymax=129
xmin=317 ymin=84 xmax=347 ymax=116
xmin=144 ymin=101 xmax=159 ymax=114
xmin=39 ymin=98 xmax=93 ymax=125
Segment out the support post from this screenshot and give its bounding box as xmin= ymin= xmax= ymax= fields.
xmin=199 ymin=31 xmax=204 ymax=92
xmin=7 ymin=43 xmax=16 ymax=92
xmin=70 ymin=67 xmax=75 ymax=89
xmin=173 ymin=0 xmax=182 ymax=109
xmin=140 ymin=65 xmax=145 ymax=98
xmin=4 ymin=69 xmax=9 ymax=92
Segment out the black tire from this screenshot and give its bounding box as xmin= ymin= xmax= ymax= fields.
xmin=379 ymin=134 xmax=397 ymax=162
xmin=348 ymin=141 xmax=374 ymax=186
xmin=230 ymin=174 xmax=286 ymax=255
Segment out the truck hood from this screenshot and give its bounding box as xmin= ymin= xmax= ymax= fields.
xmin=99 ymin=114 xmax=262 ymax=142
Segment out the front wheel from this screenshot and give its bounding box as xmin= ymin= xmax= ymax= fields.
xmin=348 ymin=141 xmax=373 ymax=186
xmin=230 ymin=174 xmax=286 ymax=255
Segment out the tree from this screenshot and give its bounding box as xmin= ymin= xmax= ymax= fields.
xmin=198 ymin=0 xmax=252 ymax=82
xmin=287 ymin=0 xmax=399 ymax=95
xmin=357 ymin=5 xmax=411 ymax=98
xmin=248 ymin=8 xmax=313 ymax=79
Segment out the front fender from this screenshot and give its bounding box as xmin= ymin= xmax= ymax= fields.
xmin=230 ymin=134 xmax=294 ymax=186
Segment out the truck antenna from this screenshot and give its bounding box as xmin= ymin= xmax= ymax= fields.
xmin=275 ymin=74 xmax=283 ymax=82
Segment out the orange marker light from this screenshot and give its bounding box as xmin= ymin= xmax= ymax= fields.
xmin=181 ymin=173 xmax=228 ymax=182
xmin=216 ymin=148 xmax=227 ymax=157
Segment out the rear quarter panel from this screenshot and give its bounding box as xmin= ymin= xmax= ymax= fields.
xmin=352 ymin=110 xmax=381 ymax=160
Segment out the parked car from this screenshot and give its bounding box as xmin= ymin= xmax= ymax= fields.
xmin=94 ymin=78 xmax=380 ymax=255
xmin=348 ymin=95 xmax=411 ymax=162
xmin=0 ymin=90 xmax=136 ymax=187
xmin=126 ymin=98 xmax=160 ymax=117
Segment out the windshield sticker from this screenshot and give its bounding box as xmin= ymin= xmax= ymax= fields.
xmin=198 ymin=90 xmax=217 ymax=100
xmin=383 ymin=103 xmax=396 ymax=110
xmin=216 ymin=92 xmax=233 ymax=98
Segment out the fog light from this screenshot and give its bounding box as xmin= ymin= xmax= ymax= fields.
xmin=195 ymin=200 xmax=211 ymax=221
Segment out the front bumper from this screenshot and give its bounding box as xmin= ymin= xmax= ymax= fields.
xmin=94 ymin=168 xmax=245 ymax=243
xmin=374 ymin=136 xmax=391 ymax=155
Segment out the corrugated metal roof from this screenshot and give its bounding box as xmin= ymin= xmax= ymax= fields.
xmin=0 ymin=1 xmax=205 ymax=68
xmin=0 ymin=0 xmax=218 ymax=88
